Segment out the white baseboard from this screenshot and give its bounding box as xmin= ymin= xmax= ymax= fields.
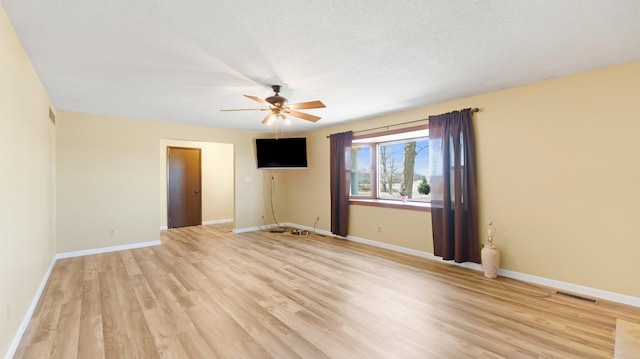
xmin=56 ymin=240 xmax=161 ymax=259
xmin=233 ymin=223 xmax=280 ymax=234
xmin=160 ymin=218 xmax=234 ymax=230
xmin=496 ymin=268 xmax=640 ymax=307
xmin=283 ymin=222 xmax=640 ymax=308
xmin=202 ymin=218 xmax=233 ymax=225
xmin=5 ymin=257 xmax=57 ymax=359
xmin=233 ymin=226 xmax=259 ymax=233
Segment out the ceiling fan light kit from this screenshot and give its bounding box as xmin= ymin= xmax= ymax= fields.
xmin=222 ymin=85 xmax=325 ymax=126
xmin=263 ymin=112 xmax=290 ymax=127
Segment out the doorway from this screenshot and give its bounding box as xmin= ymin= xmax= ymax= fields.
xmin=167 ymin=146 xmax=202 ymax=228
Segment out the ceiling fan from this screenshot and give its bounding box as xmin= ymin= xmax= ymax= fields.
xmin=221 ymin=85 xmax=325 ymax=125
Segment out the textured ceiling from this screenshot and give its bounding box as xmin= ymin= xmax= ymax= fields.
xmin=3 ymin=0 xmax=640 ymax=133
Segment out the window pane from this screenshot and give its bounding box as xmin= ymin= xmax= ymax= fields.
xmin=378 ymin=142 xmax=403 ymax=199
xmin=413 ymin=139 xmax=431 ymax=201
xmin=377 ymin=139 xmax=430 ymax=201
xmin=350 ymin=146 xmax=372 ymax=196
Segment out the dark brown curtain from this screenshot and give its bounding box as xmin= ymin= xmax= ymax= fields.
xmin=429 ymin=109 xmax=480 ymax=263
xmin=330 ymin=131 xmax=353 ymax=237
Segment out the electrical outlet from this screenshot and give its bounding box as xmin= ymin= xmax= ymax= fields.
xmin=316 ymin=217 xmax=320 ymax=221
xmin=109 ymin=229 xmax=116 ymax=237
xmin=377 ymin=226 xmax=382 ymax=233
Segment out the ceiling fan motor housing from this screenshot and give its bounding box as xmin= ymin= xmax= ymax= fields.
xmin=266 ymin=95 xmax=287 ymax=107
xmin=266 ymin=85 xmax=287 ymax=107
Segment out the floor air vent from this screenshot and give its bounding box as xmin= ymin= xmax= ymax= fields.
xmin=556 ymin=291 xmax=598 ymax=303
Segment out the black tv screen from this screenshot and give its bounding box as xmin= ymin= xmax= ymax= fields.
xmin=255 ymin=137 xmax=308 ymax=169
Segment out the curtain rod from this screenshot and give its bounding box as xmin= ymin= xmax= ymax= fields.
xmin=326 ymin=107 xmax=479 ymax=138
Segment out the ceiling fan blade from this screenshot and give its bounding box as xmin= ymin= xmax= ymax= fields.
xmin=262 ymin=113 xmax=274 ymax=124
xmin=287 ymin=100 xmax=326 ymax=110
xmin=285 ymin=110 xmax=321 ymax=122
xmin=244 ymin=95 xmax=272 ymax=107
xmin=220 ymin=108 xmax=267 ymax=112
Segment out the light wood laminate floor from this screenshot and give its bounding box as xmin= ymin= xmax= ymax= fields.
xmin=14 ymin=225 xmax=640 ymax=358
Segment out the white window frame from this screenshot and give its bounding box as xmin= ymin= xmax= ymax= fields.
xmin=348 ymin=125 xmax=431 ymax=211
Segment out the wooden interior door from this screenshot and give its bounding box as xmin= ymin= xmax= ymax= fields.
xmin=167 ymin=147 xmax=202 ymax=228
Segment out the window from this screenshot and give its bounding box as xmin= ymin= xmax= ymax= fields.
xmin=348 ymin=125 xmax=431 ymax=203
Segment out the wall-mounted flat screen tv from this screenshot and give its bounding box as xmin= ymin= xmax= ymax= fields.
xmin=255 ymin=137 xmax=308 ymax=169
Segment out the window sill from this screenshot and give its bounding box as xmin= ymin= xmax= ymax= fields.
xmin=349 ymin=198 xmax=431 ymax=212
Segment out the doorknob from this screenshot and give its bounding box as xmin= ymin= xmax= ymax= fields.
xmin=195 ymin=190 xmax=200 ymax=194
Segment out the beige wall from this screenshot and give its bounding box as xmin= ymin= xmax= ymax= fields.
xmin=159 ymin=139 xmax=234 ymax=228
xmin=262 ymin=169 xmax=293 ymax=226
xmin=285 ymin=60 xmax=640 ymax=299
xmin=57 ymin=111 xmax=265 ymax=253
xmin=0 ymin=4 xmax=56 ymax=357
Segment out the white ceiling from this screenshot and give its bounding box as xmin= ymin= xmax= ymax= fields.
xmin=3 ymin=1 xmax=640 ymax=133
